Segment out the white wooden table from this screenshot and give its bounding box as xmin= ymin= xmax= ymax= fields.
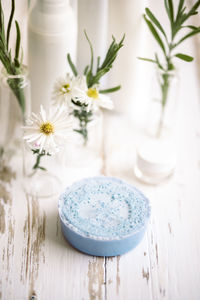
xmin=1 ymin=1 xmax=200 ymax=300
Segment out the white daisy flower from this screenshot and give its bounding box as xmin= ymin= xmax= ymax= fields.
xmin=52 ymin=73 xmax=84 ymax=107
xmin=73 ymin=76 xmax=114 ymax=111
xmin=85 ymin=86 xmax=114 ymax=111
xmin=23 ymin=105 xmax=72 ymax=154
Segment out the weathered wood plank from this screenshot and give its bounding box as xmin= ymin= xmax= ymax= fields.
xmin=0 ymin=174 xmax=107 ymax=300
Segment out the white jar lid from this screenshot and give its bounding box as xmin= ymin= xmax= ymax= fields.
xmin=136 ymin=139 xmax=176 ymax=177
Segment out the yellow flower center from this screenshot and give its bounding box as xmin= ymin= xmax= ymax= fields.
xmin=87 ymin=88 xmax=99 ymax=99
xmin=40 ymin=122 xmax=54 ymax=135
xmin=61 ymin=83 xmax=71 ymax=94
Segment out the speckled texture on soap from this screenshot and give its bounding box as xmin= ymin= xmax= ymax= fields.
xmin=59 ymin=177 xmax=150 ymax=240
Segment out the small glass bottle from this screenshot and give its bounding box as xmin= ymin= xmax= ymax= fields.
xmin=135 ymin=69 xmax=179 ymax=184
xmin=0 ymin=66 xmax=31 ymax=170
xmin=60 ymin=110 xmax=104 ymax=177
xmin=23 ymin=145 xmax=62 ymax=198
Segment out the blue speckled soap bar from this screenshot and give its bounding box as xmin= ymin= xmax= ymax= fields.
xmin=59 ymin=176 xmax=150 ymax=256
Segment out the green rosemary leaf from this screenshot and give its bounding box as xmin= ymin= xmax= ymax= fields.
xmin=182 ymin=25 xmax=199 ymax=30
xmin=96 ymin=56 xmax=100 ymax=72
xmin=164 ymin=0 xmax=170 ymax=19
xmin=74 ymin=129 xmax=83 ymax=134
xmin=138 ymin=57 xmax=156 ymax=63
xmin=101 ymin=35 xmax=125 ymax=69
xmin=175 ymin=28 xmax=200 ymax=46
xmin=179 ymin=0 xmax=200 ymax=25
xmin=14 ymin=20 xmax=20 ymax=67
xmin=67 ymin=53 xmax=78 ymax=76
xmin=143 ymin=15 xmax=166 ymax=55
xmin=32 ymin=149 xmax=39 ymax=154
xmin=83 ymin=65 xmax=89 ymax=75
xmin=38 ymin=166 xmax=47 ymax=171
xmin=87 ymin=34 xmax=124 ymax=88
xmin=145 ymin=8 xmax=167 ymax=41
xmin=6 ymin=0 xmax=15 ymax=49
xmin=99 ymin=85 xmax=121 ymax=94
xmin=175 ymin=53 xmax=193 ymax=61
xmin=86 ymin=69 xmax=93 ymax=87
xmin=72 ymin=99 xmax=87 ymax=108
xmin=90 ymin=68 xmax=107 ymax=86
xmin=187 ymin=0 xmax=200 ymax=18
xmin=155 ymin=53 xmax=165 ymax=70
xmin=0 ymin=1 xmax=6 ymax=45
xmin=84 ymin=30 xmax=94 ymax=74
xmin=177 ymin=0 xmax=185 ymax=19
xmin=168 ymin=0 xmax=174 ymax=23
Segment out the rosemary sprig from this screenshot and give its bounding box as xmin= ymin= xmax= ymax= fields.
xmin=72 ymin=101 xmax=93 ymax=144
xmin=32 ymin=149 xmax=51 ymax=171
xmin=138 ymin=0 xmax=200 ymax=136
xmin=67 ymin=32 xmax=125 ymax=143
xmin=0 ymin=0 xmax=25 ymax=114
xmin=84 ymin=31 xmax=125 ymax=88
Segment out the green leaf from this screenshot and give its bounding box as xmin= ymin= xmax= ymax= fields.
xmin=99 ymin=85 xmax=121 ymax=94
xmin=187 ymin=0 xmax=200 ymax=17
xmin=175 ymin=53 xmax=194 ymax=61
xmin=143 ymin=15 xmax=166 ymax=54
xmin=155 ymin=53 xmax=165 ymax=70
xmin=84 ymin=30 xmax=94 ymax=74
xmin=88 ymin=34 xmax=125 ymax=87
xmin=38 ymin=166 xmax=46 ymax=171
xmin=14 ymin=20 xmax=20 ymax=67
xmin=100 ymin=34 xmax=125 ymax=69
xmin=138 ymin=57 xmax=156 ymax=63
xmin=164 ymin=0 xmax=170 ymax=19
xmin=83 ymin=65 xmax=89 ymax=75
xmin=145 ymin=8 xmax=167 ymax=40
xmin=180 ymin=1 xmax=200 ymax=24
xmin=183 ymin=25 xmax=200 ymax=30
xmin=175 ymin=28 xmax=200 ymax=46
xmin=168 ymin=0 xmax=174 ymax=23
xmin=6 ymin=0 xmax=15 ymax=49
xmin=0 ymin=0 xmax=6 ymax=45
xmin=67 ymin=53 xmax=78 ymax=76
xmin=96 ymin=56 xmax=100 ymax=72
xmin=177 ymin=0 xmax=185 ymax=19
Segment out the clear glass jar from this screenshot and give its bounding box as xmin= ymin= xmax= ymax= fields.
xmin=144 ymin=69 xmax=179 ymax=138
xmin=60 ymin=110 xmax=103 ymax=177
xmin=0 ymin=67 xmax=31 ymax=170
xmin=134 ymin=69 xmax=179 ymax=184
xmin=23 ymin=144 xmax=63 ymax=198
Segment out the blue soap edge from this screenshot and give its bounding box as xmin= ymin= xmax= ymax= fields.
xmin=60 ymin=218 xmax=147 ymax=257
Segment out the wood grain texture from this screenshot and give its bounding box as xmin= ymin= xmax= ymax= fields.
xmin=1 ymin=0 xmax=200 ymax=299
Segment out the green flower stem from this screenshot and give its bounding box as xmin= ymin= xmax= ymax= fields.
xmin=73 ymin=104 xmax=92 ymax=144
xmin=7 ymin=77 xmax=26 ymax=115
xmin=33 ymin=153 xmax=46 ymax=171
xmin=32 ymin=149 xmax=50 ymax=171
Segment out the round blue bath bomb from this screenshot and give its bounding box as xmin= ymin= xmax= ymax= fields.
xmin=58 ymin=176 xmax=150 ymax=256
